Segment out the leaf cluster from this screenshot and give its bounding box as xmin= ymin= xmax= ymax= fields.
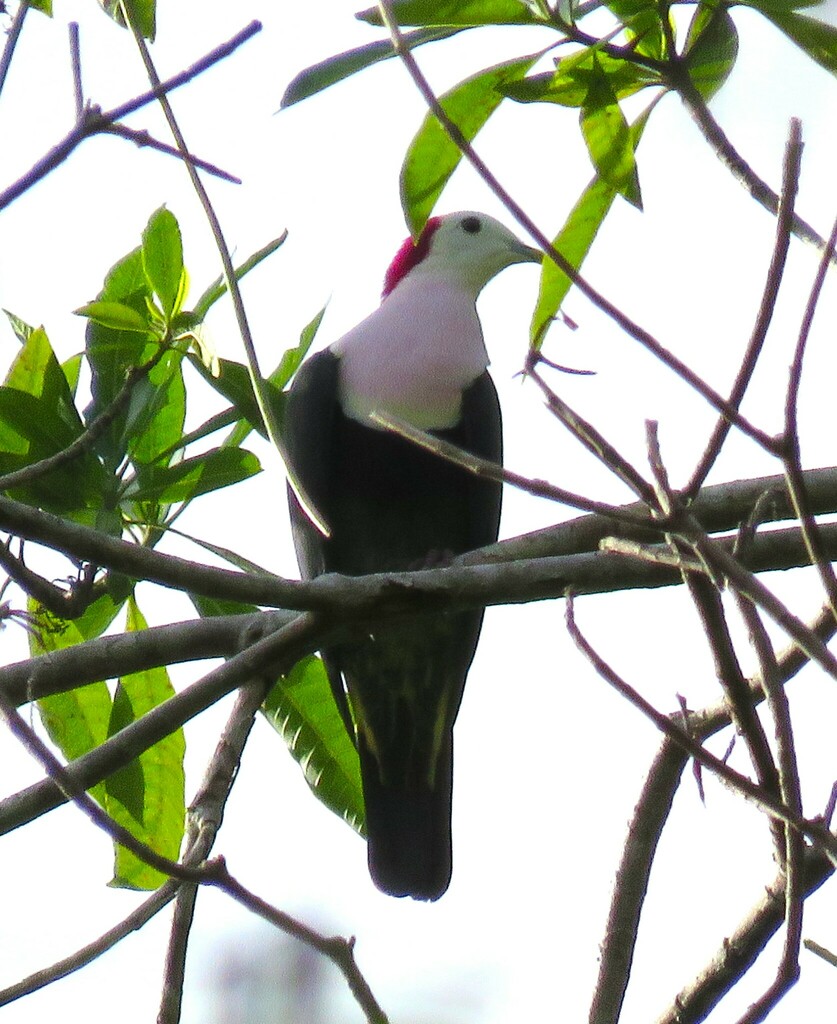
xmin=0 ymin=206 xmax=357 ymax=888
xmin=284 ymin=0 xmax=837 ymax=344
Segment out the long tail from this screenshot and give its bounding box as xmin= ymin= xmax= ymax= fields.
xmin=359 ymin=732 xmax=454 ymax=902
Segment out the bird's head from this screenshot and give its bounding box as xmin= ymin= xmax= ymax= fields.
xmin=382 ymin=211 xmax=542 ymax=300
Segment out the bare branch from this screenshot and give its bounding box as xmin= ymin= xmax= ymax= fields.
xmin=686 ymin=119 xmax=802 ymax=496
xmin=0 ymin=21 xmax=261 ymax=210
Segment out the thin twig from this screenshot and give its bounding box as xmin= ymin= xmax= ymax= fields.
xmin=212 ymin=868 xmax=391 ymax=1024
xmin=370 ymin=410 xmax=651 ymax=524
xmin=69 ymin=22 xmax=83 ymax=118
xmin=102 ymin=123 xmax=241 ymax=182
xmin=590 ymin=602 xmax=837 ymax=1024
xmin=565 ymin=594 xmax=837 ymax=860
xmin=685 ymin=119 xmax=802 ymax=497
xmin=0 ymin=0 xmax=28 ymax=96
xmin=121 ymin=10 xmax=317 ymax=534
xmin=0 ymin=22 xmax=260 ymax=210
xmin=674 ymin=76 xmax=833 ymax=260
xmin=158 ymin=680 xmax=271 ymax=1024
xmin=733 ymin=595 xmax=804 ymax=1024
xmin=527 ymin=354 xmax=657 ymax=504
xmin=0 ymin=613 xmax=321 ymax=836
xmin=779 ymin=211 xmax=837 ymax=617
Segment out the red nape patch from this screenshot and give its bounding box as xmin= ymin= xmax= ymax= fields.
xmin=381 ymin=217 xmax=442 ymax=298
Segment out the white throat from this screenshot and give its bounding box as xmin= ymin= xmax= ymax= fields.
xmin=333 ymin=277 xmax=489 ymax=431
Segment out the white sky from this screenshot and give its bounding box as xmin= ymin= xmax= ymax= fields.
xmin=2 ymin=0 xmax=837 ymax=1021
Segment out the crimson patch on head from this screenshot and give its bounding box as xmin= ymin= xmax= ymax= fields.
xmin=381 ymin=217 xmax=443 ymax=298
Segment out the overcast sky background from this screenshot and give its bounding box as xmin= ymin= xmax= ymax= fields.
xmin=3 ymin=0 xmax=837 ymax=1021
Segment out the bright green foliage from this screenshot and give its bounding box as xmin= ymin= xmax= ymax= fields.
xmin=531 ymin=106 xmax=653 ymax=346
xmin=142 ymin=207 xmax=186 ymax=322
xmin=32 ymin=592 xmax=129 ymax=811
xmin=579 ymin=57 xmax=642 ymax=207
xmin=401 ymin=55 xmax=540 ymax=234
xmin=286 ymin=0 xmax=837 ymax=346
xmin=105 ymin=598 xmax=185 ymax=890
xmin=357 ymin=0 xmax=543 ymax=27
xmin=281 ymin=28 xmax=461 ymax=107
xmin=0 ymin=206 xmax=358 ymax=886
xmin=263 ymin=656 xmax=366 ymax=836
xmin=99 ymin=0 xmax=156 ymax=40
xmin=685 ymin=7 xmax=739 ymax=99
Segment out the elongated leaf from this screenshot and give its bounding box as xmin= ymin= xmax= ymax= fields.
xmin=3 ymin=310 xmax=34 ymax=344
xmin=685 ymin=6 xmax=739 ymax=99
xmin=188 ymin=304 xmax=326 ymax=451
xmin=503 ymin=48 xmax=661 ymax=107
xmin=755 ymin=8 xmax=837 ymax=74
xmin=32 ymin=592 xmax=128 ymax=810
xmin=142 ymin=207 xmax=185 ymax=320
xmin=281 ymin=28 xmax=460 ymax=107
xmin=191 ymin=593 xmax=259 ymax=617
xmin=263 ymin=656 xmax=365 ymax=835
xmin=271 ymin=304 xmax=327 ymax=392
xmin=580 ymin=60 xmax=641 ymax=207
xmin=127 ymin=446 xmax=260 ymax=504
xmin=738 ymin=0 xmax=823 ymax=11
xmin=531 ymin=103 xmax=654 ymax=346
xmin=127 ymin=349 xmax=187 ymax=467
xmin=358 ymin=0 xmax=540 ymax=26
xmin=75 ymin=301 xmax=153 ymax=334
xmin=99 ymin=0 xmax=156 ymax=40
xmin=0 ymin=330 xmax=110 ymax=514
xmin=402 ymin=54 xmax=540 ymax=234
xmin=105 ymin=597 xmax=185 ymax=890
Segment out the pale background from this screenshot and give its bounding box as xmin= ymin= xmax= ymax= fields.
xmin=2 ymin=0 xmax=837 ymax=1020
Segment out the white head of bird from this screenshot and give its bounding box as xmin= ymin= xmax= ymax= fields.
xmin=334 ymin=211 xmax=541 ymax=430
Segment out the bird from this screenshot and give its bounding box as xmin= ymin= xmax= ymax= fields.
xmin=283 ymin=211 xmax=541 ymax=900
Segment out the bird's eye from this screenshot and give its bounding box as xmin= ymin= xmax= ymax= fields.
xmin=460 ymin=216 xmax=481 ymax=234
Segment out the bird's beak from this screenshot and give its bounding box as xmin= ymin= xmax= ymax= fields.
xmin=512 ymin=241 xmax=543 ymax=265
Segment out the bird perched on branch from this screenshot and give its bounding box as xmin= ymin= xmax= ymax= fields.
xmin=284 ymin=211 xmax=540 ymax=900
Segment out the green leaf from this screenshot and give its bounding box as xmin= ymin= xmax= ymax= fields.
xmin=0 ymin=329 xmax=110 ymax=515
xmin=3 ymin=310 xmax=34 ymax=344
xmin=607 ymin=0 xmax=670 ymax=58
xmin=358 ymin=0 xmax=541 ymax=26
xmin=62 ymin=354 xmax=82 ymax=396
xmin=142 ymin=207 xmax=185 ymax=320
xmin=191 ymin=593 xmax=259 ymax=617
xmin=753 ymin=8 xmax=837 ymax=73
xmin=579 ymin=59 xmax=641 ymax=206
xmin=263 ymin=656 xmax=365 ymax=835
xmin=531 ymin=103 xmax=654 ymax=347
xmin=402 ymin=54 xmax=540 ymax=234
xmin=32 ymin=591 xmax=128 ymax=811
xmin=187 ymin=354 xmax=265 ymax=435
xmin=127 ymin=349 xmax=186 ymax=467
xmin=503 ymin=48 xmax=661 ymax=107
xmin=685 ymin=6 xmax=739 ymax=99
xmin=190 ymin=234 xmax=288 ymax=322
xmin=187 ymin=304 xmax=325 ymax=450
xmin=127 ymin=446 xmax=261 ymax=504
xmin=272 ymin=305 xmax=327 ymax=391
xmin=737 ymin=0 xmax=823 ymax=11
xmin=75 ymin=301 xmax=153 ymax=334
xmin=281 ymin=28 xmax=461 ymax=106
xmin=99 ymin=0 xmax=156 ymax=40
xmin=105 ymin=597 xmax=185 ymax=890
xmin=27 ymin=0 xmax=53 ymax=14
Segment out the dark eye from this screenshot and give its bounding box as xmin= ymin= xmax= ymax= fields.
xmin=461 ymin=216 xmax=481 ymax=234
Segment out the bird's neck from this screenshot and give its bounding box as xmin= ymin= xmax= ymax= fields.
xmin=334 ymin=278 xmax=489 ymax=430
